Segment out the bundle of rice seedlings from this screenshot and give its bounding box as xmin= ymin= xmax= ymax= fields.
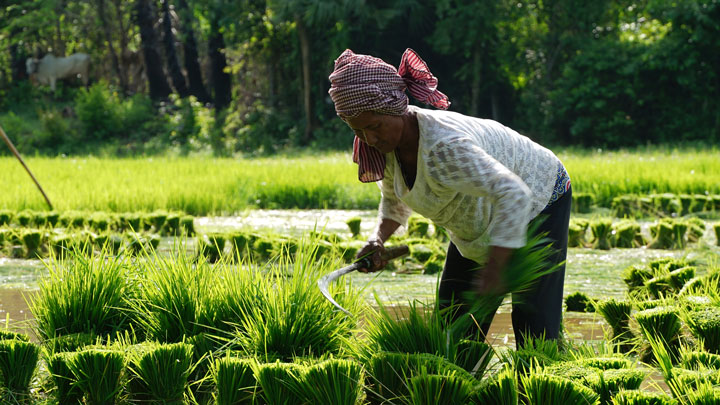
xmin=21 ymin=229 xmax=43 ymax=258
xmin=680 ymin=351 xmax=720 ymax=370
xmin=566 ymin=291 xmax=593 ymax=312
xmin=521 ymin=369 xmax=600 ymax=405
xmin=16 ymin=210 xmax=32 ymax=227
xmin=179 ymin=215 xmax=194 ymax=236
xmin=89 ymin=213 xmax=111 ymax=232
xmin=345 ymin=216 xmax=362 ymax=238
xmin=622 ymin=265 xmax=655 ymax=292
xmin=679 ymin=194 xmax=695 ymax=216
xmin=0 ymin=331 xmax=29 ymax=341
xmin=472 ymin=365 xmax=518 ymax=405
xmin=503 ymin=336 xmax=564 ymax=374
xmin=635 ymin=307 xmax=682 ymax=360
xmin=238 ymin=248 xmax=363 ymax=360
xmin=455 ymin=339 xmax=493 ymax=378
xmin=584 ymin=369 xmax=646 ymax=404
xmin=212 ymin=356 xmax=257 ymax=405
xmin=299 ymin=358 xmax=364 ymax=405
xmin=0 ymin=210 xmax=12 ymax=225
xmin=681 ymin=381 xmax=720 ymax=405
xmin=126 ymin=232 xmax=160 ymax=255
xmin=252 ymin=236 xmax=276 ymax=260
xmin=163 ymin=213 xmax=181 ymax=236
xmin=568 ymin=221 xmax=588 ymax=247
xmin=613 ymin=220 xmax=644 ymax=248
xmin=685 ymin=217 xmax=706 ymax=243
xmin=645 ymin=267 xmax=696 ymax=298
xmin=127 ymin=342 xmax=194 ymax=403
xmin=196 ymin=233 xmax=226 ymax=262
xmin=652 ymin=193 xmax=682 ymax=216
xmin=408 ymin=369 xmax=474 ymax=405
xmin=229 ymin=232 xmax=252 ymax=259
xmin=132 ymin=251 xmax=211 ymax=343
xmin=253 ymin=361 xmax=305 ymax=405
xmin=612 ymin=195 xmax=641 ymax=218
xmin=611 ymin=389 xmax=678 ymax=405
xmin=66 ymin=348 xmax=126 ymax=404
xmin=365 ymin=351 xmax=472 ymax=403
xmin=408 ymin=216 xmax=431 ymax=238
xmin=337 ymin=240 xmax=362 ymax=262
xmin=591 ymin=218 xmax=614 ymax=250
xmin=576 ymin=356 xmax=633 ymax=370
xmin=685 ymin=306 xmax=720 ymax=354
xmin=692 ymin=194 xmax=710 ymax=213
xmin=595 ymin=299 xmax=634 ymax=348
xmin=47 ymin=351 xmax=83 ymax=404
xmin=648 ymin=220 xmax=677 ymax=249
xmin=410 ymin=244 xmax=436 ymax=263
xmin=43 ymin=332 xmax=97 ymax=355
xmin=574 ymin=193 xmax=595 ymax=214
xmin=59 ymin=211 xmax=86 ymax=229
xmin=423 ymin=260 xmax=444 ymax=275
xmin=148 ymin=211 xmax=168 ymax=233
xmin=0 ymin=339 xmax=39 ymax=401
xmin=30 ymin=251 xmax=133 ymax=340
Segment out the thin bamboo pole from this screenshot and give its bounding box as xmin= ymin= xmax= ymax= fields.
xmin=0 ymin=123 xmax=54 ymax=210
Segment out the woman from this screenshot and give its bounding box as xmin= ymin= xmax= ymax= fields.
xmin=328 ymin=48 xmax=571 ymax=347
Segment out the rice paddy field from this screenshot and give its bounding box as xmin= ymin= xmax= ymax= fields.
xmin=0 ymin=147 xmax=719 ymax=404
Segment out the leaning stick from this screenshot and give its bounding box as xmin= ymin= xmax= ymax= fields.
xmin=0 ymin=124 xmax=54 ymax=210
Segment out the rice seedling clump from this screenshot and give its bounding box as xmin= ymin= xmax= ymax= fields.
xmin=521 ymin=370 xmax=600 ymax=405
xmin=212 ymin=356 xmax=257 ymax=405
xmin=65 ymin=348 xmax=126 ymax=405
xmin=685 ymin=306 xmax=720 ymax=354
xmin=0 ymin=339 xmax=40 ymax=401
xmin=611 ymin=389 xmax=678 ymax=405
xmin=565 ymin=291 xmax=593 ymax=312
xmin=127 ymin=342 xmax=194 ymax=403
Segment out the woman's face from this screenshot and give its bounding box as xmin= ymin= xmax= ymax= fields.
xmin=343 ymin=111 xmax=404 ymax=154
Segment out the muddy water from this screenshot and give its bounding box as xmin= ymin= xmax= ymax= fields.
xmin=0 ymin=288 xmax=36 ymax=339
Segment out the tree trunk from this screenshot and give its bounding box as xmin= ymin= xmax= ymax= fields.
xmin=175 ymin=0 xmax=210 ymax=103
xmin=112 ymin=0 xmax=132 ymax=93
xmin=96 ymin=0 xmax=128 ymax=93
xmin=9 ymin=27 xmax=28 ymax=82
xmin=134 ymin=0 xmax=172 ymax=100
xmin=161 ymin=0 xmax=189 ymax=97
xmin=208 ymin=13 xmax=231 ymax=109
xmin=295 ymin=16 xmax=314 ymax=144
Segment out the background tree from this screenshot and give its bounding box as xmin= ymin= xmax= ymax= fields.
xmin=161 ymin=0 xmax=189 ymax=97
xmin=135 ymin=0 xmax=172 ymax=100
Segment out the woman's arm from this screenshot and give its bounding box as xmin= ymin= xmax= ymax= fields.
xmin=356 ymin=217 xmax=402 ymax=272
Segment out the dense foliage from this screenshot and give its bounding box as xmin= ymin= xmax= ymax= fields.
xmin=0 ymin=0 xmax=718 ymax=155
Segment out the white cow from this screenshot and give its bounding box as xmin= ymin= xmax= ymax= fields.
xmin=26 ymin=53 xmax=91 ymax=91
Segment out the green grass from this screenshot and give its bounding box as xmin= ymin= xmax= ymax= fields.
xmin=1 ymin=147 xmax=718 ymax=214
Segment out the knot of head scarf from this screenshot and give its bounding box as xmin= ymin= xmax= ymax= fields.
xmin=328 ymin=48 xmax=450 ymax=182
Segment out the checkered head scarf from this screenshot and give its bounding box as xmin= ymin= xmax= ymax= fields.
xmin=328 ymin=48 xmax=450 ymax=182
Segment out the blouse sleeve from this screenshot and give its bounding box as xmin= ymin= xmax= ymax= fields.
xmin=377 ymin=158 xmax=413 ymax=227
xmin=425 ymin=136 xmax=532 ymax=248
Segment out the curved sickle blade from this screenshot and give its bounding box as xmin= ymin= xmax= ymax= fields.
xmin=318 ymin=262 xmax=362 ymax=315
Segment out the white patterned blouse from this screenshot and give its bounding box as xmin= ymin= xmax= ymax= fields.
xmin=378 ymin=106 xmax=565 ymax=264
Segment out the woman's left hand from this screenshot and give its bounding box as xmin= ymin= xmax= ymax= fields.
xmin=473 ymin=246 xmax=513 ymax=295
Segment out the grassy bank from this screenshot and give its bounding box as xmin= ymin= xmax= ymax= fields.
xmin=0 ymin=147 xmax=718 ymax=214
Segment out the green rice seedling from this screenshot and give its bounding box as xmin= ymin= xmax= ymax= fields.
xmin=212 ymin=356 xmax=257 ymax=405
xmin=238 ymin=247 xmax=364 ymax=360
xmin=125 ymin=213 xmax=144 ymax=232
xmin=0 ymin=210 xmax=12 ymax=225
xmin=566 ymin=291 xmax=592 ymax=312
xmin=228 ymin=231 xmax=251 ymax=259
xmin=365 ymin=351 xmax=473 ymax=403
xmin=253 ymin=361 xmax=305 ymax=405
xmin=196 ymin=233 xmax=226 ymax=263
xmin=544 ymin=361 xmax=597 ymax=383
xmin=298 ymin=358 xmax=364 ymax=405
xmin=336 ymin=240 xmax=363 ymax=262
xmin=163 ymin=213 xmax=181 ymax=236
xmin=575 ymin=356 xmax=633 ymax=370
xmin=471 ymin=365 xmax=518 ymax=405
xmin=16 ymin=210 xmax=32 ymax=227
xmin=43 ymin=332 xmax=97 ymax=355
xmin=132 ymin=250 xmax=212 ymax=343
xmin=611 ymin=389 xmax=678 ymax=405
xmin=127 ymin=342 xmax=194 ymax=403
xmin=681 ymin=351 xmax=720 ymax=370
xmin=595 ymin=299 xmax=634 ymax=348
xmin=568 ymin=220 xmax=589 ymax=247
xmin=635 ymin=307 xmax=682 ymax=361
xmin=613 ymin=220 xmax=644 ymax=248
xmin=622 ymin=265 xmax=654 ymax=292
xmin=408 ymin=216 xmax=431 ymax=238
xmin=50 ymin=234 xmax=76 ymax=258
xmin=0 ymin=331 xmax=29 ymax=341
xmin=180 ymin=215 xmax=195 ymax=236
xmin=685 ymin=217 xmax=706 ymax=243
xmin=126 ymin=232 xmax=160 ymax=255
xmin=346 ymin=216 xmax=362 ymax=238
xmin=59 ymin=211 xmax=87 ymax=229
xmin=149 ymin=211 xmax=168 ymax=233
xmin=591 ymin=218 xmax=614 ymax=250
xmin=410 ymin=244 xmax=436 ymax=264
xmin=645 ymin=267 xmax=696 ymax=299
xmin=432 ymin=223 xmax=449 ymax=241
xmin=652 ymin=193 xmax=682 ymax=216
xmin=66 ymin=348 xmax=126 ymax=405
xmin=521 ymin=369 xmax=600 ymax=405
xmin=679 ymin=194 xmax=695 ymax=215
xmin=685 ymin=306 xmax=720 ymax=354
xmin=252 ymin=236 xmax=276 ymax=260
xmin=423 ymin=260 xmax=444 ymax=275
xmin=584 ymin=369 xmax=646 ymax=405
xmin=503 ymin=336 xmax=565 ymax=374
xmin=649 ymin=258 xmax=689 ymax=273
xmin=455 ymin=339 xmax=493 ymax=378
xmin=612 ymin=195 xmax=642 ymax=218
xmin=88 ymin=212 xmax=111 ymax=232
xmin=692 ymin=194 xmax=710 ymax=213
xmin=47 ymin=351 xmax=84 ymax=404
xmin=30 ymin=251 xmax=133 ymax=340
xmin=407 ymin=369 xmax=474 ymax=405
xmin=0 ymin=339 xmax=39 ymax=401
xmin=574 ymin=192 xmax=595 ymax=214
xmin=21 ymin=229 xmax=43 ymax=258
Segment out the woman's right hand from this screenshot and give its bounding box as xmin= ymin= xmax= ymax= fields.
xmin=356 ymin=238 xmax=388 ymax=273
